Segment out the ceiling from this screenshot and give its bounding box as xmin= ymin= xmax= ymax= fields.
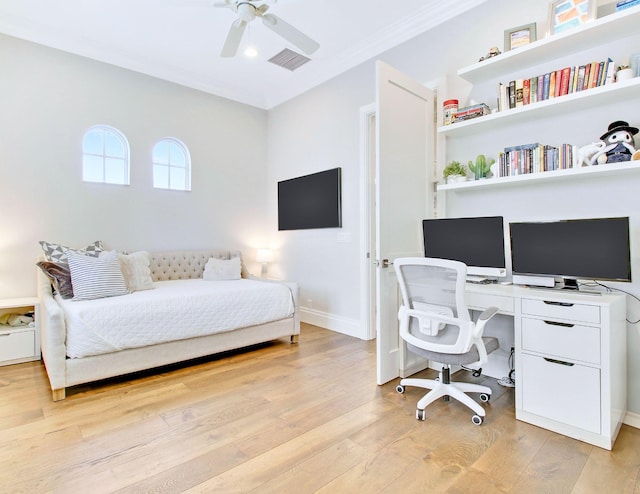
xmin=0 ymin=0 xmax=486 ymax=109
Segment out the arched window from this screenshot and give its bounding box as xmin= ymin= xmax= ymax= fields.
xmin=152 ymin=138 xmax=191 ymax=191
xmin=82 ymin=125 xmax=130 ymax=185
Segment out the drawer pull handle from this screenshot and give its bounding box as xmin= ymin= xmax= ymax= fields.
xmin=543 ymin=301 xmax=574 ymax=307
xmin=543 ymin=320 xmax=574 ymax=328
xmin=544 ymin=357 xmax=574 ymax=367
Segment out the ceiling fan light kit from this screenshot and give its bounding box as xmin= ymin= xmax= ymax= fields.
xmin=216 ymin=0 xmax=319 ymax=59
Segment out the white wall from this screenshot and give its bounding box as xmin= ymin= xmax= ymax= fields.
xmin=0 ymin=33 xmax=270 ymax=298
xmin=266 ymin=0 xmax=640 ymax=415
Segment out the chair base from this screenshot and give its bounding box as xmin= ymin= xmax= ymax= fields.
xmin=399 ymin=366 xmax=492 ymax=419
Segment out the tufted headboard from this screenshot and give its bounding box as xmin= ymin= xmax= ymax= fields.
xmin=148 ymin=249 xmax=247 ymax=281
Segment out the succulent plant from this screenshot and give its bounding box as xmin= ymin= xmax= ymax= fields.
xmin=443 ymin=161 xmax=467 ymax=178
xmin=468 ymin=154 xmax=495 ymax=179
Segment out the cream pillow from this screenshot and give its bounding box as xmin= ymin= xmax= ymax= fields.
xmin=120 ymin=251 xmax=154 ymax=291
xmin=99 ymin=250 xmax=154 ymax=292
xmin=203 ymin=256 xmax=241 ymax=281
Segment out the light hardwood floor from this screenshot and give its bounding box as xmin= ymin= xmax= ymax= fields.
xmin=1 ymin=323 xmax=639 ymax=493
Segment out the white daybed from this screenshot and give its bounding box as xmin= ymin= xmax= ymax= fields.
xmin=37 ymin=249 xmax=299 ymax=401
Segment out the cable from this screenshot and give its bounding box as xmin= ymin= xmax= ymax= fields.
xmin=498 ymin=346 xmax=515 ymax=387
xmin=579 ymin=280 xmax=640 ymax=324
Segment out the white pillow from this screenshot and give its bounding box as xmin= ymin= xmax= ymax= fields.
xmin=68 ymin=251 xmax=129 ymax=301
xmin=118 ymin=251 xmax=154 ymax=292
xmin=203 ymin=256 xmax=241 ymax=281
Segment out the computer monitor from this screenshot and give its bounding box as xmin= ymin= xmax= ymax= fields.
xmin=510 ymin=216 xmax=631 ymax=289
xmin=422 ymin=216 xmax=507 ymax=279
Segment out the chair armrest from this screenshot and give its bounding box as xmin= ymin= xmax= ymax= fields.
xmin=473 ymin=306 xmax=499 ymax=338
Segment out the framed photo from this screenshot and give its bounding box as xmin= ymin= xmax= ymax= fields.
xmin=548 ymin=0 xmax=597 ymax=36
xmin=504 ymin=23 xmax=537 ymax=51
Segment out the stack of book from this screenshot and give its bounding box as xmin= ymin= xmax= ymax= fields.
xmin=453 ymin=103 xmax=491 ymax=122
xmin=497 ymin=58 xmax=615 ymax=111
xmin=497 ymin=142 xmax=576 ymax=177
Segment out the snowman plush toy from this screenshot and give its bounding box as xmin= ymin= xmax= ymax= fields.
xmin=591 ymin=120 xmax=640 ymax=165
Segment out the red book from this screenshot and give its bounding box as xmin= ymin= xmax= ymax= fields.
xmin=583 ymin=63 xmax=591 ymax=90
xmin=523 ymin=79 xmax=531 ymax=105
xmin=554 ymin=69 xmax=563 ymax=97
xmin=559 ymin=67 xmax=571 ymax=95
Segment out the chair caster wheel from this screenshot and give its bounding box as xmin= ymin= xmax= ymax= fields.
xmin=479 ymin=393 xmax=490 ymax=403
xmin=396 ymin=384 xmax=405 ymax=394
xmin=416 ymin=409 xmax=426 ymax=421
xmin=472 ymin=369 xmax=482 ymax=377
xmin=472 ymin=414 xmax=484 ymax=425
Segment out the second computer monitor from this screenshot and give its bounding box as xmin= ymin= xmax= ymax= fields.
xmin=422 ymin=216 xmax=507 ymax=279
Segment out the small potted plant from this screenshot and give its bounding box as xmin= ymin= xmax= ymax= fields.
xmin=616 ymin=64 xmax=633 ymax=82
xmin=468 ymin=154 xmax=495 ymax=180
xmin=443 ymin=161 xmax=467 ymax=183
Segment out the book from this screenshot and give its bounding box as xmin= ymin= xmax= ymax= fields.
xmin=583 ymin=63 xmax=591 ymax=90
xmin=515 ymin=78 xmax=524 ymax=107
xmin=616 ymin=0 xmax=640 ymax=10
xmin=530 ymin=76 xmax=538 ymax=104
xmin=605 ymin=58 xmax=615 ymax=84
xmin=588 ymin=61 xmax=599 ymax=88
xmin=543 ymin=73 xmax=551 ymax=100
xmin=576 ymin=65 xmax=586 ymax=91
xmin=523 ymin=79 xmax=531 ymax=105
xmin=548 ymin=71 xmax=556 ymax=99
xmin=597 ymin=61 xmax=606 ymax=86
xmin=559 ymin=67 xmax=571 ymax=95
xmin=537 ymin=75 xmax=544 ymax=101
xmin=554 ymin=69 xmax=563 ymax=97
xmin=568 ymin=66 xmax=576 ymax=93
xmin=509 ymin=80 xmax=516 ymax=108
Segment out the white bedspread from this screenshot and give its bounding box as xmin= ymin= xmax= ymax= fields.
xmin=58 ymin=279 xmax=295 ymax=358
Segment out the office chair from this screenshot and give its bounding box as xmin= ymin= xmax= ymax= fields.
xmin=393 ymin=257 xmax=499 ymax=425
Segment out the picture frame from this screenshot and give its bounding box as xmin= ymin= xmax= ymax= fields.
xmin=548 ymin=0 xmax=597 ymax=36
xmin=504 ymin=23 xmax=537 ymax=51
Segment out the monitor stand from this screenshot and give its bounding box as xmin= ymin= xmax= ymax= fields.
xmin=560 ymin=278 xmax=579 ymax=290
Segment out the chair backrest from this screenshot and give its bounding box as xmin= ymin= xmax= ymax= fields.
xmin=394 ymin=257 xmax=475 ymax=355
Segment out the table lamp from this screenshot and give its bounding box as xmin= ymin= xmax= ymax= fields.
xmin=256 ymin=249 xmax=273 ymax=277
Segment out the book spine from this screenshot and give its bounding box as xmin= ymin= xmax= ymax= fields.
xmin=509 ymin=80 xmax=516 ymax=108
xmin=548 ymin=71 xmax=556 ymax=99
xmin=583 ymin=63 xmax=591 ymax=90
xmin=568 ymin=66 xmax=576 ymax=93
xmin=554 ymin=69 xmax=563 ymax=97
xmin=530 ymin=76 xmax=538 ymax=104
xmin=597 ymin=60 xmax=606 ymax=86
xmin=515 ymin=78 xmax=524 ymax=107
xmin=588 ymin=61 xmax=599 ymax=88
xmin=560 ymin=66 xmax=571 ymax=96
xmin=576 ymin=65 xmax=586 ymax=92
xmin=523 ymin=78 xmax=530 ymax=105
xmin=537 ymin=75 xmax=544 ymax=101
xmin=543 ymin=73 xmax=551 ymax=100
xmin=605 ymin=58 xmax=615 ymax=84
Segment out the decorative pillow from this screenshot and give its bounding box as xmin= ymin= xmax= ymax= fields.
xmin=116 ymin=251 xmax=154 ymax=292
xmin=67 ymin=251 xmax=129 ymax=301
xmin=36 ymin=261 xmax=74 ymax=299
xmin=203 ymin=256 xmax=242 ymax=281
xmin=39 ymin=240 xmax=104 ymax=264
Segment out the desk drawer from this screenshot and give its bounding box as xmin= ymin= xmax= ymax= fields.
xmin=521 ymin=298 xmax=600 ymax=324
xmin=521 ymin=318 xmax=600 ymax=365
xmin=466 ymin=292 xmax=514 ymax=315
xmin=0 ymin=328 xmax=35 ymax=363
xmin=521 ymin=353 xmax=600 ymax=434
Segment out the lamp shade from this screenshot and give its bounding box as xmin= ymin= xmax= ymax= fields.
xmin=256 ymin=249 xmax=273 ymax=263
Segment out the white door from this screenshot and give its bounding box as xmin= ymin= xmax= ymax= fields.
xmin=375 ymin=61 xmax=434 ymax=385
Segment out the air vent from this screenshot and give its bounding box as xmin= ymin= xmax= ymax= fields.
xmin=267 ymin=48 xmax=311 ymax=71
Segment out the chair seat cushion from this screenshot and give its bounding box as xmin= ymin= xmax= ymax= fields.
xmin=407 ymin=336 xmax=499 ymax=366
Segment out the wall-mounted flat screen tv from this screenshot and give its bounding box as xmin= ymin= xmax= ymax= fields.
xmin=278 ymin=167 xmax=342 ymax=231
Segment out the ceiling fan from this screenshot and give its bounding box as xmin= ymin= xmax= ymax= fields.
xmin=215 ymin=0 xmax=320 ymax=58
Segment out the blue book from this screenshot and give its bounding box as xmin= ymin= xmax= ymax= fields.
xmin=543 ymin=73 xmax=551 ymax=100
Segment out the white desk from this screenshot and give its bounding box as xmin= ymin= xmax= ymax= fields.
xmin=465 ymin=283 xmax=627 ymax=450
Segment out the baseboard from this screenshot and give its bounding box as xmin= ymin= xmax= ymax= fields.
xmin=300 ymin=307 xmax=364 ymax=339
xmin=624 ymin=410 xmax=640 ymax=429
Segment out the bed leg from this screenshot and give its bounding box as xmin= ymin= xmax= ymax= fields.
xmin=290 ymin=334 xmax=299 ymax=344
xmin=52 ymin=388 xmax=66 ymax=401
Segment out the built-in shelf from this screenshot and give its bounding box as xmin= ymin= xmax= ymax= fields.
xmin=457 ymin=6 xmax=640 ymax=84
xmin=437 ymin=77 xmax=640 ymax=138
xmin=437 ymin=160 xmax=640 ymax=192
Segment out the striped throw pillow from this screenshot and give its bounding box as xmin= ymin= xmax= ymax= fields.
xmin=67 ymin=251 xmax=129 ymax=301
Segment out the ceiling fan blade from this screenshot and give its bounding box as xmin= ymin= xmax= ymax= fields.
xmin=261 ymin=13 xmax=319 ymax=55
xmin=220 ymin=19 xmax=247 ymax=57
